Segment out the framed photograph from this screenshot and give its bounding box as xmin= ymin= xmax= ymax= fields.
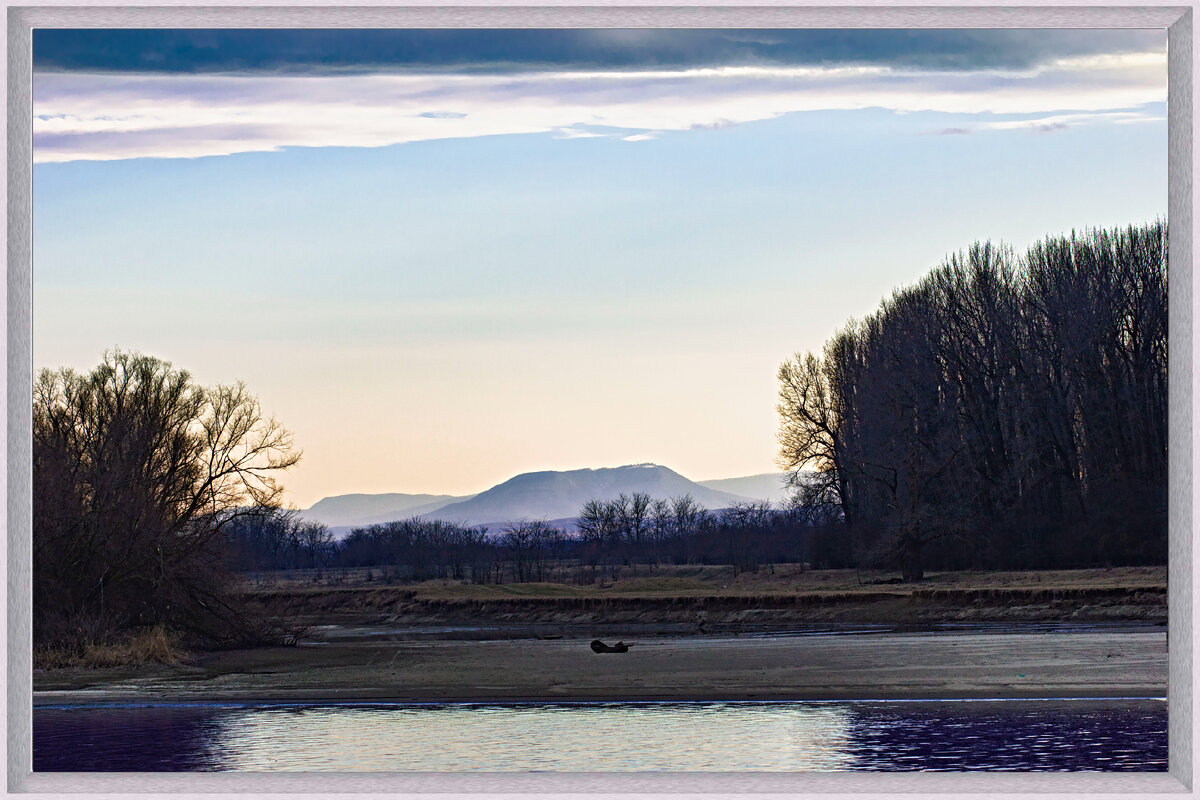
xmin=8 ymin=3 xmax=1194 ymax=795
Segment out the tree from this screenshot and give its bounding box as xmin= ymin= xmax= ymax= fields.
xmin=611 ymin=493 xmax=634 ymax=546
xmin=668 ymin=494 xmax=708 ymax=564
xmin=577 ymin=499 xmax=610 ymax=544
xmin=720 ymin=500 xmax=774 ymax=574
xmin=296 ymin=521 xmax=334 ymax=569
xmin=776 ymin=221 xmax=1167 ymax=578
xmin=501 ymin=522 xmax=536 ymax=582
xmin=854 ymin=287 xmax=967 ymax=581
xmin=33 ymin=350 xmax=301 ymax=647
xmin=627 ymin=492 xmax=652 ymax=547
xmin=650 ymin=498 xmax=672 ymax=549
xmin=786 ymin=472 xmax=843 ymax=527
xmin=776 ymin=324 xmax=864 ymax=531
xmin=500 ymin=520 xmax=562 ymax=582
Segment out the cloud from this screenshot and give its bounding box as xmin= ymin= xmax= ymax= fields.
xmin=33 ymin=53 xmax=1167 ymax=163
xmin=960 ymin=110 xmax=1164 ymax=135
xmin=552 ymin=127 xmax=608 ymax=140
xmin=33 ymin=29 xmax=1165 ymax=75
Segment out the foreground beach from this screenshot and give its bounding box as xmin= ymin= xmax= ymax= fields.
xmin=34 ymin=625 xmax=1166 ymax=706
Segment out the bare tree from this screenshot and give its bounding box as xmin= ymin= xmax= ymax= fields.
xmin=776 ymin=324 xmax=864 ymax=531
xmin=650 ymin=498 xmax=672 ymax=553
xmin=627 ymin=492 xmax=652 ymax=547
xmin=776 ymin=221 xmax=1167 ymax=578
xmin=34 ymin=350 xmax=301 ymax=646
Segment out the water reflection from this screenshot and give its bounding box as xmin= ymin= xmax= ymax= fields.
xmin=33 ymin=706 xmax=228 ymax=771
xmin=844 ymin=701 xmax=1169 ymax=771
xmin=203 ymin=703 xmax=855 ymax=771
xmin=33 ymin=700 xmax=1167 ymax=772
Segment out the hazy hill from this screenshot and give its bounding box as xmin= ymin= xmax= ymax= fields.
xmin=697 ymin=472 xmax=792 ymax=505
xmin=301 ymin=492 xmax=470 ymax=528
xmin=425 ymin=463 xmax=750 ymax=527
xmin=301 ymin=464 xmax=789 ymax=533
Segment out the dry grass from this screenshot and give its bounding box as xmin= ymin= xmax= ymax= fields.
xmin=34 ymin=626 xmax=185 ymax=670
xmin=409 ymin=576 xmax=718 ymax=601
xmin=239 ymin=564 xmax=1166 ymax=605
xmin=406 ymin=566 xmax=1166 ymax=602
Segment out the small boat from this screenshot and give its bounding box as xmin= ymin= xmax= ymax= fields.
xmin=590 ymin=639 xmax=630 ymax=653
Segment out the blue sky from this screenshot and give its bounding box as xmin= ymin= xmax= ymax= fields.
xmin=32 ymin=30 xmax=1167 ymax=507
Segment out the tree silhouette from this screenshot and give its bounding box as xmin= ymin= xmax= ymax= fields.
xmin=34 ymin=350 xmax=301 ymax=647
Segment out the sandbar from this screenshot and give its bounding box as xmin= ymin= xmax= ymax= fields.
xmin=33 ymin=627 xmax=1167 ymax=706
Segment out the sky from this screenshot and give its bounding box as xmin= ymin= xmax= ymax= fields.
xmin=32 ymin=29 xmax=1168 ymax=508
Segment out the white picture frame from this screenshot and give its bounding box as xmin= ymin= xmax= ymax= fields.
xmin=6 ymin=3 xmax=1193 ymax=795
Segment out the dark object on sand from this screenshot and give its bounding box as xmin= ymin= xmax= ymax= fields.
xmin=590 ymin=639 xmax=629 ymax=653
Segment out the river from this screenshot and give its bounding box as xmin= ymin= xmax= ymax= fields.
xmin=34 ymin=698 xmax=1166 ymax=772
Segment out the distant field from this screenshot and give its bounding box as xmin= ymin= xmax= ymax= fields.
xmin=239 ymin=564 xmax=1166 ymax=602
xmin=237 ymin=565 xmax=1167 ymax=631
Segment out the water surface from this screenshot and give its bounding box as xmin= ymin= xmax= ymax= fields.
xmin=34 ymin=699 xmax=1167 ymax=772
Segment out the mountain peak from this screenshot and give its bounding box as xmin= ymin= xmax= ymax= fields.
xmin=301 ymin=465 xmax=791 ymax=532
xmin=425 ymin=463 xmax=747 ymax=528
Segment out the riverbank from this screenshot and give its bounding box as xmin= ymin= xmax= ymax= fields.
xmin=34 ymin=625 xmax=1166 ymax=706
xmin=240 ymin=565 xmax=1167 ymax=628
xmin=34 ymin=567 xmax=1167 ymax=706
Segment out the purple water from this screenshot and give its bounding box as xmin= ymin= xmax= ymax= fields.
xmin=33 ymin=699 xmax=1167 ymax=772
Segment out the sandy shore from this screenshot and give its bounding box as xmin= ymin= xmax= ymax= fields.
xmin=34 ymin=627 xmax=1166 ymax=706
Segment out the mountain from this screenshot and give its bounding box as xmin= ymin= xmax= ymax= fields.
xmin=301 ymin=492 xmax=471 ymax=528
xmin=697 ymin=472 xmax=792 ymax=505
xmin=424 ymin=463 xmax=750 ymax=528
xmin=300 ymin=465 xmax=791 ymax=534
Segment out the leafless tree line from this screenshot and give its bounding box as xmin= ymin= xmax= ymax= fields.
xmin=335 ymin=518 xmax=496 ymax=582
xmin=228 ymin=491 xmax=852 ymax=585
xmin=236 ymin=516 xmax=568 ymax=585
xmin=573 ymin=493 xmax=833 ymax=577
xmin=778 ymin=222 xmax=1168 ymax=581
xmin=225 ymin=509 xmax=334 ymax=572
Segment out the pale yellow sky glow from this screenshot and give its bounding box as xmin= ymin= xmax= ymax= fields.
xmin=38 ymin=284 xmax=823 ymax=507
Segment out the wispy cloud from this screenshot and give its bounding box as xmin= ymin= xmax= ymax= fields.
xmin=33 ymin=52 xmax=1166 ymax=163
xmin=975 ymin=110 xmax=1164 ymax=130
xmin=932 ymin=110 xmax=1164 ymax=135
xmin=552 ymin=127 xmax=606 ymax=140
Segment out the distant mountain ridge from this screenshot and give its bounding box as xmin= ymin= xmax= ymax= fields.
xmin=300 ymin=464 xmax=792 ymax=531
xmin=302 ymin=492 xmax=474 ymax=528
xmin=697 ymin=472 xmax=791 ymax=505
xmin=426 ymin=464 xmax=748 ymax=528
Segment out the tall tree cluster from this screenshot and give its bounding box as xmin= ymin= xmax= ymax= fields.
xmin=33 ymin=350 xmax=301 ymax=648
xmin=778 ymin=222 xmax=1167 ymax=580
xmin=232 ymin=493 xmax=853 ymax=586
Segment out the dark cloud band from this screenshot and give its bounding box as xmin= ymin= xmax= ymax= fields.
xmin=34 ymin=28 xmax=1163 ymax=75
